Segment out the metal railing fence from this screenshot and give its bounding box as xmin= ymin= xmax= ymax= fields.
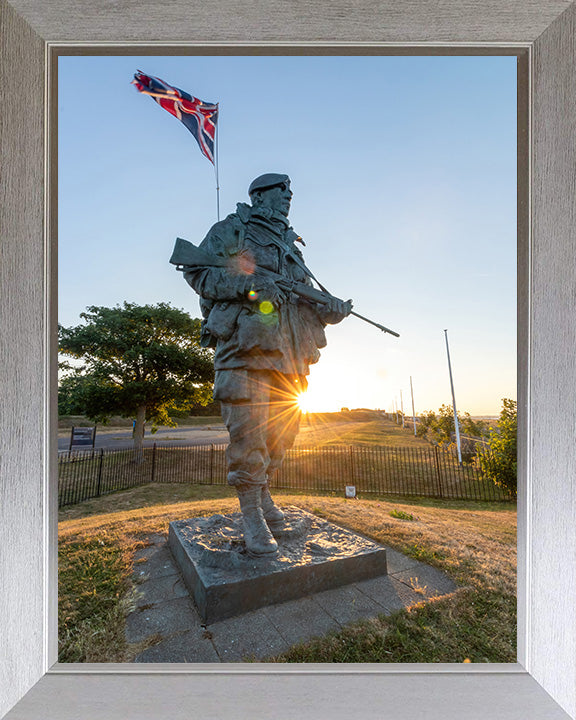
xmin=58 ymin=442 xmax=513 ymax=508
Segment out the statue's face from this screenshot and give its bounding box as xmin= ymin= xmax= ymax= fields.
xmin=256 ymin=181 xmax=292 ymax=217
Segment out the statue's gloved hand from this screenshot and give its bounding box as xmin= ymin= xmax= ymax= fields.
xmin=247 ymin=280 xmax=287 ymax=307
xmin=320 ymin=297 xmax=353 ymax=324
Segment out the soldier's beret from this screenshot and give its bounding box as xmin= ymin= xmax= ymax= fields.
xmin=248 ymin=173 xmax=290 ymax=195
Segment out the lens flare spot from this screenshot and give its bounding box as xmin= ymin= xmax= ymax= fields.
xmin=236 ymin=251 xmax=256 ymax=275
xmin=248 ymin=289 xmax=258 ymax=300
xmin=259 ymin=300 xmax=274 ymax=314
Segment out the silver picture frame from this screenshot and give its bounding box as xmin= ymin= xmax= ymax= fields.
xmin=1 ymin=1 xmax=576 ymax=718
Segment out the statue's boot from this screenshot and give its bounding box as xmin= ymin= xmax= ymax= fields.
xmin=261 ymin=483 xmax=285 ymax=525
xmin=237 ymin=484 xmax=278 ymax=556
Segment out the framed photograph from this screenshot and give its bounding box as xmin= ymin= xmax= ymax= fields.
xmin=1 ymin=2 xmax=576 ymax=719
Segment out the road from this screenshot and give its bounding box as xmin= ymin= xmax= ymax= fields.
xmin=58 ymin=418 xmax=372 ymax=452
xmin=58 ymin=425 xmax=229 ymax=452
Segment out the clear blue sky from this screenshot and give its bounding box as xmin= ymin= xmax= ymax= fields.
xmin=59 ymin=54 xmax=516 ymax=415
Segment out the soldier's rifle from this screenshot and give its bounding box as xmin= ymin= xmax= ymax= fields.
xmin=170 ymin=237 xmax=400 ymax=338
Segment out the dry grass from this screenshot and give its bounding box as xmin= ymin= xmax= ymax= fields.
xmin=269 ymin=495 xmax=516 ymax=663
xmin=58 ymin=483 xmax=236 ymax=522
xmin=58 ymin=484 xmax=516 ymax=663
xmin=294 ymin=495 xmax=516 ymax=594
xmin=298 ymin=415 xmax=431 ymax=448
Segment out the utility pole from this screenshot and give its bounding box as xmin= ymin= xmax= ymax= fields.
xmin=444 ymin=329 xmax=462 ymax=465
xmin=410 ymin=376 xmax=417 ymax=436
xmin=400 ymin=390 xmax=405 ymax=428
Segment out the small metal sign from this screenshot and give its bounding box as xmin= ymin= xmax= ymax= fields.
xmin=345 ymin=485 xmax=356 ymax=499
xmin=69 ymin=426 xmax=96 ymax=451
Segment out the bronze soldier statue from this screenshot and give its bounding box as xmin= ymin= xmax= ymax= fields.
xmin=179 ymin=174 xmax=352 ymax=555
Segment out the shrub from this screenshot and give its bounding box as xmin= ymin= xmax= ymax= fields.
xmin=476 ymin=399 xmax=517 ymax=497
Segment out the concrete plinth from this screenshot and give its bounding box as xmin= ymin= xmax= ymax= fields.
xmin=168 ymin=506 xmax=387 ymax=624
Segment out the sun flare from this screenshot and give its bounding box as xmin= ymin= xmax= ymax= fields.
xmin=296 ymin=392 xmax=312 ymax=413
xmin=296 ymin=389 xmax=342 ymax=414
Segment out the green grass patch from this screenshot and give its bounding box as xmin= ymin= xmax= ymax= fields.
xmin=389 ymin=509 xmax=417 ymax=521
xmin=58 ymin=535 xmax=135 ymax=662
xmin=405 ymin=541 xmax=447 ymax=564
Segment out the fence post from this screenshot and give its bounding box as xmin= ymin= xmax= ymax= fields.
xmin=349 ymin=446 xmax=356 ymax=485
xmin=151 ymin=443 xmax=157 ymax=483
xmin=96 ymin=448 xmax=104 ymax=497
xmin=434 ymin=446 xmax=444 ymax=498
xmin=209 ymin=444 xmax=215 ymax=483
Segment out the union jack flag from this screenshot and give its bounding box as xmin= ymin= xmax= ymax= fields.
xmin=132 ymin=70 xmax=218 ymax=165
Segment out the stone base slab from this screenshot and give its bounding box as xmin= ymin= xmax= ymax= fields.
xmin=168 ymin=506 xmax=387 ymax=624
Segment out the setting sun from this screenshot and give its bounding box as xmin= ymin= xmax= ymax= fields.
xmin=297 ymin=392 xmax=312 ymax=413
xmin=294 ymin=365 xmax=370 ymax=414
xmin=296 ymin=387 xmax=343 ymax=414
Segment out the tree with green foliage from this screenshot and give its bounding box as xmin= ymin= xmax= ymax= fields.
xmin=418 ymin=406 xmax=488 ymax=445
xmin=460 ymin=413 xmax=488 ymax=438
xmin=58 ymin=302 xmax=214 ymax=460
xmin=415 ymin=410 xmax=437 ymax=437
xmin=435 ymin=404 xmax=457 ymax=444
xmin=416 ymin=405 xmax=489 ymax=463
xmin=417 ymin=405 xmax=457 ymax=445
xmin=476 ymin=398 xmax=517 ymax=497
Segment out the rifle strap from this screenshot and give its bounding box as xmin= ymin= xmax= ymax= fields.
xmin=286 ymin=250 xmax=331 ymax=296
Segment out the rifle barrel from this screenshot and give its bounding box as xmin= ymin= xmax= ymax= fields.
xmin=350 ymin=310 xmax=400 ymax=337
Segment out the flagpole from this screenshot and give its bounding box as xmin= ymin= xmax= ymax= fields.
xmin=214 ymin=106 xmax=220 ymax=221
xmin=444 ymin=329 xmax=463 ymax=465
xmin=410 ymin=376 xmax=417 ymax=436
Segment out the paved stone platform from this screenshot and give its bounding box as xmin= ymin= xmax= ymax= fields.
xmin=126 ymin=520 xmax=458 ymax=663
xmin=168 ymin=507 xmax=388 ymax=624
